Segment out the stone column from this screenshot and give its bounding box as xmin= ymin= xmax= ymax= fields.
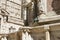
xmin=22 ymin=29 xmax=29 ymax=40
xmin=25 ymin=31 xmax=29 ymax=40
xmin=28 ymin=34 xmax=33 ymax=40
xmin=22 ymin=30 xmax=27 ymax=40
xmin=1 ymin=36 xmax=7 ymax=40
xmin=44 ymin=25 xmax=50 ymax=40
xmin=46 ymin=30 xmax=50 ymax=40
xmin=22 ymin=29 xmax=33 ymax=40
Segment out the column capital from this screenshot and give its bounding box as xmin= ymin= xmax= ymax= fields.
xmin=24 ymin=29 xmax=30 ymax=32
xmin=20 ymin=29 xmax=30 ymax=33
xmin=44 ymin=25 xmax=50 ymax=30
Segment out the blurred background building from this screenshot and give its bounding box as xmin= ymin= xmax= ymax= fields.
xmin=0 ymin=0 xmax=60 ymax=40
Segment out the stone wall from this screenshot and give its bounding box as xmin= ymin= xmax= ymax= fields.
xmin=47 ymin=0 xmax=60 ymax=15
